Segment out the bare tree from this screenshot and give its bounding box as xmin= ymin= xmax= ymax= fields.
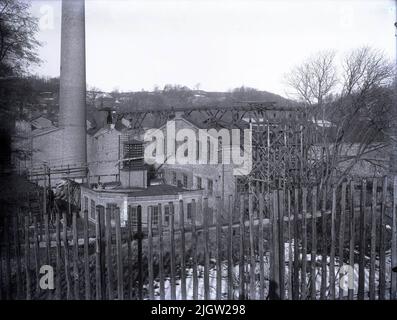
xmin=286 ymin=47 xmax=394 ymax=185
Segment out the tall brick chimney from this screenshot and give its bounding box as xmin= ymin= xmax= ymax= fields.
xmin=59 ymin=0 xmax=87 ymax=171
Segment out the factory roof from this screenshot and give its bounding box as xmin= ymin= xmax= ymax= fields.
xmin=82 ymin=183 xmax=201 ymax=198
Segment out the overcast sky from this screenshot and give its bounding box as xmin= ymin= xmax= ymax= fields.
xmin=30 ymin=0 xmax=396 ymax=97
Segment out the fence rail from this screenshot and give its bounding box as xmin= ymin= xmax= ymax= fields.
xmin=0 ymin=176 xmax=396 ymax=300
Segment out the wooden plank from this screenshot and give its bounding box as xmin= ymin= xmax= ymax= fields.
xmin=278 ymin=190 xmax=285 ymax=300
xmin=272 ymin=191 xmax=280 ymax=299
xmin=320 ymin=185 xmax=327 ymax=300
xmin=248 ymin=193 xmax=256 ymax=300
xmin=105 ymin=205 xmax=114 ymax=300
xmin=338 ymin=182 xmax=347 ymax=300
xmin=44 ymin=211 xmax=50 ymax=267
xmin=83 ymin=210 xmax=91 ymax=300
xmin=55 ymin=208 xmax=61 ymax=300
xmin=216 ymin=196 xmax=223 ymax=300
xmin=95 ymin=206 xmax=104 ymax=300
xmin=33 ymin=215 xmax=40 ymax=295
xmin=358 ymin=179 xmax=366 ymax=300
xmin=179 ymin=200 xmax=187 ymax=300
xmin=3 ymin=217 xmax=11 ymax=299
xmin=13 ymin=214 xmax=22 ymax=299
xmin=169 ymin=201 xmax=176 ymax=300
xmin=258 ymin=193 xmax=265 ymax=300
xmin=127 ymin=206 xmax=134 ymax=300
xmin=392 ymin=176 xmax=397 ymax=299
xmin=293 ymin=188 xmax=300 ymax=300
xmin=203 ymin=198 xmax=210 ymax=300
xmin=379 ymin=177 xmax=387 ymax=300
xmin=137 ymin=205 xmax=143 ymax=300
xmin=301 ymin=188 xmax=308 ymax=300
xmin=310 ymin=186 xmax=317 ymax=300
xmin=329 ymin=187 xmax=337 ymax=300
xmin=24 ymin=215 xmax=31 ymax=300
xmin=158 ymin=204 xmax=165 ymax=300
xmin=239 ymin=195 xmax=245 ymax=300
xmin=115 ymin=207 xmax=124 ymax=300
xmin=63 ymin=211 xmax=72 ymax=300
xmin=287 ymin=189 xmax=293 ymax=300
xmin=72 ymin=211 xmax=79 ymax=300
xmin=191 ymin=199 xmax=198 ymax=300
xmin=148 ymin=206 xmax=154 ymax=300
xmin=348 ymin=180 xmax=355 ymax=300
xmin=369 ymin=179 xmax=377 ymax=300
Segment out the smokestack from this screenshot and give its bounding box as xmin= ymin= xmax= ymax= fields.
xmin=59 ymin=0 xmax=87 ymax=171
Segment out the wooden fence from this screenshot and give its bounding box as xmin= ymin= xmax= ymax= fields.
xmin=0 ymin=177 xmax=396 ymax=300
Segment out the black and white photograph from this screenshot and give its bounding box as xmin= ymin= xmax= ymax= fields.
xmin=1 ymin=0 xmax=397 ymax=308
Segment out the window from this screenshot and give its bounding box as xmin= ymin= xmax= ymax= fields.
xmin=196 ymin=176 xmax=202 ymax=189
xmin=183 ymin=174 xmax=188 ymax=188
xmin=187 ymin=203 xmax=192 ymax=221
xmin=123 ymin=142 xmax=144 ymax=169
xmin=151 ymin=206 xmax=159 ymax=226
xmin=208 ymin=179 xmax=213 ymax=195
xmin=184 ymin=137 xmax=188 ymax=157
xmin=90 ymin=199 xmax=96 ymax=220
xmin=130 ymin=207 xmax=137 ymax=226
xmin=84 ymin=196 xmax=88 ymax=211
xmin=172 ymin=172 xmax=177 ymax=185
xmin=164 ymin=205 xmax=170 ymax=227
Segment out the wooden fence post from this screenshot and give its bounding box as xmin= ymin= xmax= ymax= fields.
xmin=391 ymin=176 xmax=397 ymax=299
xmin=33 ymin=215 xmax=40 ymax=296
xmin=148 ymin=206 xmax=154 ymax=300
xmin=278 ymin=190 xmax=285 ymax=300
xmin=204 ymin=198 xmax=210 ymax=300
xmin=358 ymin=179 xmax=367 ymax=300
xmin=369 ymin=179 xmax=377 ymax=300
xmin=379 ymin=176 xmax=387 ymax=300
xmin=13 ymin=214 xmax=22 ymax=299
xmin=301 ymin=187 xmax=308 ymax=300
xmin=169 ymin=202 xmax=176 ymax=300
xmin=293 ymin=188 xmax=300 ymax=299
xmin=105 ymin=205 xmax=114 ymax=300
xmin=216 ymin=196 xmax=223 ymax=300
xmin=272 ymin=191 xmax=280 ymax=299
xmin=158 ymin=204 xmax=165 ymax=300
xmin=329 ymin=187 xmax=337 ymax=300
xmin=258 ymin=193 xmax=265 ymax=300
xmin=320 ymin=185 xmax=327 ymax=300
xmin=115 ymin=207 xmax=124 ymax=300
xmin=137 ymin=205 xmax=143 ymax=300
xmin=239 ymin=195 xmax=245 ymax=300
xmin=55 ymin=208 xmax=61 ymax=300
xmin=287 ymin=189 xmax=293 ymax=300
xmin=348 ymin=181 xmax=355 ymax=300
xmin=338 ymin=183 xmax=347 ymax=300
xmin=72 ymin=211 xmax=79 ymax=300
xmin=248 ymin=193 xmax=256 ymax=300
xmin=310 ymin=186 xmax=317 ymax=300
xmin=191 ymin=199 xmax=198 ymax=300
xmin=83 ymin=210 xmax=91 ymax=300
xmin=179 ymin=200 xmax=187 ymax=300
xmin=95 ymin=206 xmax=104 ymax=300
xmin=24 ymin=215 xmax=31 ymax=300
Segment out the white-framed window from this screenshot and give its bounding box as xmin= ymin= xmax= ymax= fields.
xmin=151 ymin=206 xmax=159 ymax=226
xmin=164 ymin=205 xmax=170 ymax=227
xmin=172 ymin=172 xmax=177 ymax=185
xmin=196 ymin=176 xmax=202 ymax=189
xmin=90 ymin=199 xmax=96 ymax=220
xmin=183 ymin=174 xmax=188 ymax=188
xmin=187 ymin=202 xmax=192 ymax=221
xmin=208 ymin=179 xmax=213 ymax=195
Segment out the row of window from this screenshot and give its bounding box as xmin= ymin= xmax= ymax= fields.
xmin=84 ymin=196 xmax=194 ymax=226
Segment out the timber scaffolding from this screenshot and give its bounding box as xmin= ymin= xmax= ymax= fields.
xmin=26 ymin=101 xmax=307 ymax=193
xmin=0 ymin=176 xmax=396 ymax=300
